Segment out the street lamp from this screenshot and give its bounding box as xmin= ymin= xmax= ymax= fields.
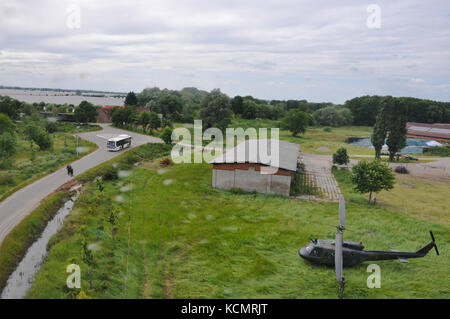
xmin=76 ymin=125 xmax=80 ymax=157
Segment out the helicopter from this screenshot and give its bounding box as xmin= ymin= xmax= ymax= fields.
xmin=298 ymin=195 xmax=439 ymax=298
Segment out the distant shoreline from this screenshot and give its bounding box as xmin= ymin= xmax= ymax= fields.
xmin=0 ymin=85 xmax=126 ymax=95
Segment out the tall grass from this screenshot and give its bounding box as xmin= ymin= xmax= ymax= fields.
xmin=28 ymin=161 xmax=449 ymax=299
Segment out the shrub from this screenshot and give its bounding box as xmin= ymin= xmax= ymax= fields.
xmin=160 ymin=157 xmax=174 ymax=167
xmin=332 ymin=147 xmax=350 ymax=166
xmin=45 ymin=121 xmax=58 ymax=133
xmin=34 ymin=129 xmax=53 ymax=150
xmin=102 ymin=165 xmax=118 ymax=181
xmin=426 ymin=146 xmax=450 ymax=156
xmin=394 ymin=166 xmax=409 ymax=174
xmin=0 ymin=174 xmax=16 ymax=186
xmin=323 ymin=127 xmax=332 ymax=132
xmin=160 ymin=127 xmax=173 ymax=144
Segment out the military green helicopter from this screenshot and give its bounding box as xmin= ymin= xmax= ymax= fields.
xmin=298 ymin=195 xmax=439 ymax=298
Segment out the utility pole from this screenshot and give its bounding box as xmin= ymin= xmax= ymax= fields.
xmin=76 ymin=125 xmax=80 ymax=157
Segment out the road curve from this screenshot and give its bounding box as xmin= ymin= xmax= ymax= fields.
xmin=0 ymin=124 xmax=162 ymax=244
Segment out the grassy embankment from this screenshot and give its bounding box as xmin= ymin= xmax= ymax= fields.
xmin=0 ymin=192 xmax=70 ymax=292
xmin=0 ymin=123 xmax=100 ymax=202
xmin=27 ymin=150 xmax=449 ymax=298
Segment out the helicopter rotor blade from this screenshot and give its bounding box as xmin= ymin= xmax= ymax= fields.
xmin=339 ymin=195 xmax=346 ymax=229
xmin=430 ymin=230 xmax=439 ymax=256
xmin=335 ymin=232 xmax=343 ymax=282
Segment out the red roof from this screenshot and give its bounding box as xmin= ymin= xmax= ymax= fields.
xmin=104 ymin=105 xmax=123 ymax=109
xmin=406 ymin=122 xmax=450 ymax=141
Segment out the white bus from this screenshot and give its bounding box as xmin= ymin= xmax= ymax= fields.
xmin=107 ymin=134 xmax=132 ymax=151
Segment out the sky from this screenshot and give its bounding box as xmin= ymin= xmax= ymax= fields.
xmin=0 ymin=0 xmax=449 ymax=103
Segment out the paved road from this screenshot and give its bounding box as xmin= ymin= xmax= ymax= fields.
xmin=0 ymin=124 xmax=161 ymax=244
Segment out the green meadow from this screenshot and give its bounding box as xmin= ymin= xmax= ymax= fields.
xmin=27 ymin=154 xmax=449 ymax=299
xmin=0 ymin=123 xmax=99 ymax=201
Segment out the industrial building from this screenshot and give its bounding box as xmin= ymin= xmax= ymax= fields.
xmin=407 ymin=122 xmax=450 ymax=142
xmin=210 ymin=139 xmax=300 ymax=196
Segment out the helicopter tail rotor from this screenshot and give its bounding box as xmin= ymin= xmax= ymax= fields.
xmin=430 ymin=230 xmax=439 ymax=256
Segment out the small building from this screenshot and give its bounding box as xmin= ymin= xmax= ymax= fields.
xmin=209 ymin=139 xmax=300 ymax=197
xmin=407 ymin=122 xmax=450 ymax=142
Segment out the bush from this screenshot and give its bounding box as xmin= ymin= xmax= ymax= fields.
xmin=33 ymin=128 xmax=53 ymax=150
xmin=332 ymin=147 xmax=349 ymax=166
xmin=394 ymin=166 xmax=409 ymax=174
xmin=102 ymin=165 xmax=118 ymax=181
xmin=426 ymin=146 xmax=450 ymax=157
xmin=45 ymin=121 xmax=58 ymax=133
xmin=323 ymin=127 xmax=332 ymax=132
xmin=160 ymin=127 xmax=173 ymax=144
xmin=0 ymin=174 xmax=16 ymax=186
xmin=160 ymin=157 xmax=174 ymax=167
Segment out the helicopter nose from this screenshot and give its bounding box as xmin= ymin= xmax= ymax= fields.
xmin=298 ymin=248 xmax=307 ymax=258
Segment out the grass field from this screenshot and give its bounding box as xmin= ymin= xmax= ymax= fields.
xmin=27 ymin=154 xmax=449 ymax=299
xmin=0 ymin=123 xmax=99 ymax=201
xmin=230 ymin=118 xmax=375 ymax=155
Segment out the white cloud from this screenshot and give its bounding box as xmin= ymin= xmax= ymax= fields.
xmin=0 ymin=0 xmax=449 ymax=102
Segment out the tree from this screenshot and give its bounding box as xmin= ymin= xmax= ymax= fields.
xmin=111 ymin=108 xmax=126 ymax=127
xmin=148 ymin=112 xmax=161 ymax=134
xmin=23 ymin=123 xmax=52 ymax=150
xmin=371 ymin=98 xmax=389 ymax=158
xmin=231 ymin=96 xmax=244 ymax=115
xmin=33 ymin=128 xmax=53 ymax=150
xmin=371 ymin=96 xmax=408 ymax=160
xmin=333 ymin=147 xmax=349 ymax=166
xmin=351 ymin=160 xmax=395 ymax=205
xmin=0 ymin=132 xmax=17 ymax=160
xmin=280 ymin=109 xmax=310 ymax=136
xmin=386 ymin=99 xmax=408 ymax=161
xmin=312 ymin=106 xmax=353 ymax=127
xmin=124 ymin=91 xmax=138 ymax=106
xmin=199 ymin=89 xmax=232 ymax=131
xmin=138 ymin=111 xmax=150 ymax=132
xmin=0 ymin=96 xmax=21 ymax=120
xmin=0 ymin=113 xmax=15 ymax=135
xmin=158 ymin=94 xmax=183 ymax=120
xmin=160 ymin=126 xmax=173 ymax=144
xmin=242 ymin=100 xmax=258 ymax=119
xmin=75 ymin=101 xmax=97 ymax=123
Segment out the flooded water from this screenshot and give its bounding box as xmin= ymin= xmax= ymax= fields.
xmin=348 ymin=137 xmax=442 ymax=154
xmin=0 ymin=89 xmax=124 ymax=106
xmin=0 ymin=193 xmax=79 ymax=299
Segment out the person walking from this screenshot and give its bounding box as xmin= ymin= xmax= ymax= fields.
xmin=66 ymin=165 xmax=74 ymax=177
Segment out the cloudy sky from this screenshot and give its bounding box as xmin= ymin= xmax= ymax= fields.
xmin=0 ymin=0 xmax=449 ymax=103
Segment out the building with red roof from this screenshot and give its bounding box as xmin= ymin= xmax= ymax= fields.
xmin=406 ymin=122 xmax=450 ymax=142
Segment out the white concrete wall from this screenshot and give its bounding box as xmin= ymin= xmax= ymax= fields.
xmin=212 ymin=167 xmax=291 ymax=196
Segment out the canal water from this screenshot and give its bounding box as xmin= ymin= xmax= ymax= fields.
xmin=0 ymin=193 xmax=79 ymax=299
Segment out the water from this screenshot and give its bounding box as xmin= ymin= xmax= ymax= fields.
xmin=0 ymin=89 xmax=124 ymax=106
xmin=348 ymin=138 xmax=442 ymax=154
xmin=0 ymin=193 xmax=79 ymax=299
